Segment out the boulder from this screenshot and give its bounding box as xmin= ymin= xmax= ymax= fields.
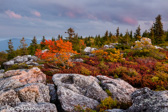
xmin=105 ymin=109 xmax=125 ymax=112
xmin=3 ymin=55 xmax=39 ymax=69
xmin=84 ymin=47 xmax=97 ymax=54
xmin=97 ymin=75 xmax=136 ymax=103
xmin=0 ymin=89 xmax=21 ymax=107
xmin=127 ymin=87 xmax=168 ymax=112
xmin=16 ymin=83 xmax=50 ymax=103
xmin=52 ymin=74 xmax=108 ymax=111
xmin=71 ymin=58 xmax=84 ymax=63
xmin=14 ymin=102 xmax=57 ymax=112
xmin=0 ymin=67 xmax=46 ymax=91
xmin=0 ymin=69 xmax=4 ymax=73
xmin=47 ymin=84 xmax=57 ymax=103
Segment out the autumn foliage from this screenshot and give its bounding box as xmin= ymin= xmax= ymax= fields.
xmin=35 ymin=38 xmax=77 ymax=67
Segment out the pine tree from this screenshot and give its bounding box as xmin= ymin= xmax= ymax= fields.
xmin=6 ymin=39 xmax=15 ymax=59
xmin=29 ymin=36 xmax=38 ymax=55
xmin=41 ymin=36 xmax=46 ymax=49
xmin=150 ymin=27 xmax=155 ymax=44
xmin=65 ymin=27 xmax=75 ymax=40
xmin=134 ymin=25 xmax=141 ymax=40
xmin=19 ymin=37 xmax=28 ymax=55
xmin=52 ymin=37 xmax=55 ymax=41
xmin=129 ymin=30 xmax=133 ymax=41
xmin=116 ymin=27 xmax=119 ymax=38
xmin=153 ymin=14 xmax=165 ymax=44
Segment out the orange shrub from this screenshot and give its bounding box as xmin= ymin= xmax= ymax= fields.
xmin=35 ymin=38 xmax=78 ymax=67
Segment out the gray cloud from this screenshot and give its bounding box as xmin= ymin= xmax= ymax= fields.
xmin=0 ymin=0 xmax=168 ymax=38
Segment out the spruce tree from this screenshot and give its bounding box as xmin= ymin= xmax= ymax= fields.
xmin=153 ymin=14 xmax=164 ymax=44
xmin=41 ymin=36 xmax=46 ymax=49
xmin=29 ymin=36 xmax=38 ymax=55
xmin=134 ymin=25 xmax=141 ymax=40
xmin=19 ymin=37 xmax=28 ymax=55
xmin=6 ymin=39 xmax=15 ymax=59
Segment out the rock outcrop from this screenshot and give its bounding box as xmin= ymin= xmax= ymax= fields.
xmin=3 ymin=55 xmax=39 ymax=69
xmin=0 ymin=67 xmax=57 ymax=112
xmin=127 ymin=87 xmax=168 ymax=112
xmin=84 ymin=47 xmax=97 ymax=54
xmin=52 ymin=74 xmax=108 ymax=111
xmin=97 ymin=75 xmax=136 ymax=103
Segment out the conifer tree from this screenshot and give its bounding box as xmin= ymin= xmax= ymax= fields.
xmin=134 ymin=25 xmax=141 ymax=40
xmin=29 ymin=36 xmax=38 ymax=55
xmin=153 ymin=14 xmax=165 ymax=44
xmin=19 ymin=37 xmax=28 ymax=55
xmin=41 ymin=36 xmax=46 ymax=49
xmin=6 ymin=39 xmax=15 ymax=59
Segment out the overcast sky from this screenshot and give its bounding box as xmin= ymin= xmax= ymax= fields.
xmin=0 ymin=0 xmax=168 ymax=39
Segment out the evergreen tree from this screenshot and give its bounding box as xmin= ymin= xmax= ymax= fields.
xmin=52 ymin=37 xmax=55 ymax=41
xmin=153 ymin=14 xmax=165 ymax=44
xmin=134 ymin=25 xmax=141 ymax=40
xmin=150 ymin=27 xmax=155 ymax=44
xmin=6 ymin=39 xmax=15 ymax=59
xmin=19 ymin=37 xmax=28 ymax=55
xmin=65 ymin=27 xmax=75 ymax=40
xmin=28 ymin=36 xmax=38 ymax=55
xmin=41 ymin=36 xmax=46 ymax=49
xmin=116 ymin=27 xmax=120 ymax=38
xmin=129 ymin=30 xmax=133 ymax=41
xmin=142 ymin=30 xmax=149 ymax=37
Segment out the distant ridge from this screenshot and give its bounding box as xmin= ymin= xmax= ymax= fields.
xmin=0 ymin=38 xmax=41 ymax=52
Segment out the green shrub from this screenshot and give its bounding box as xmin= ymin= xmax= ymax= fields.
xmin=98 ymin=60 xmax=109 ymax=70
xmin=105 ymin=89 xmax=112 ymax=96
xmin=74 ymin=105 xmax=96 ymax=112
xmin=80 ymin=66 xmax=91 ymax=75
xmin=97 ymin=97 xmax=118 ymax=112
xmin=6 ymin=63 xmax=29 ymax=71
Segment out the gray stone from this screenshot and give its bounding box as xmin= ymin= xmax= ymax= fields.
xmin=127 ymin=87 xmax=168 ymax=112
xmin=0 ymin=69 xmax=4 ymax=73
xmin=105 ymin=109 xmax=125 ymax=112
xmin=14 ymin=102 xmax=57 ymax=112
xmin=72 ymin=58 xmax=84 ymax=63
xmin=16 ymin=83 xmax=50 ymax=103
xmin=97 ymin=75 xmax=136 ymax=103
xmin=52 ymin=74 xmax=108 ymax=111
xmin=0 ymin=89 xmax=21 ymax=107
xmin=47 ymin=84 xmax=57 ymax=103
xmin=84 ymin=47 xmax=97 ymax=54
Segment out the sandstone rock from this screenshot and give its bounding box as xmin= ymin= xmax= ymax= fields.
xmin=97 ymin=75 xmax=136 ymax=103
xmin=47 ymin=84 xmax=57 ymax=103
xmin=16 ymin=83 xmax=50 ymax=103
xmin=0 ymin=67 xmax=46 ymax=91
xmin=14 ymin=102 xmax=57 ymax=112
xmin=53 ymin=74 xmax=108 ymax=111
xmin=0 ymin=89 xmax=21 ymax=107
xmin=127 ymin=87 xmax=168 ymax=112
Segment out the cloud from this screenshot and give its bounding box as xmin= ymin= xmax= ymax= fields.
xmin=122 ymin=17 xmax=138 ymax=25
xmin=5 ymin=10 xmax=22 ymax=19
xmin=31 ymin=11 xmax=41 ymax=17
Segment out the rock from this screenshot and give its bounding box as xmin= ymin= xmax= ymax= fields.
xmin=0 ymin=73 xmax=3 ymax=79
xmin=97 ymin=75 xmax=136 ymax=103
xmin=0 ymin=105 xmax=15 ymax=112
xmin=57 ymin=86 xmax=99 ymax=111
xmin=0 ymin=67 xmax=46 ymax=91
xmin=16 ymin=83 xmax=50 ymax=103
xmin=141 ymin=37 xmax=152 ymax=44
xmin=154 ymin=45 xmax=163 ymax=49
xmin=0 ymin=69 xmax=4 ymax=73
xmin=52 ymin=74 xmax=108 ymax=111
xmin=84 ymin=47 xmax=97 ymax=54
xmin=72 ymin=58 xmax=84 ymax=63
xmin=104 ymin=43 xmax=118 ymax=49
xmin=105 ymin=109 xmax=125 ymax=112
xmin=47 ymin=84 xmax=57 ymax=103
xmin=14 ymin=102 xmax=57 ymax=112
xmin=0 ymin=89 xmax=21 ymax=107
xmin=41 ymin=49 xmax=49 ymax=53
xmin=127 ymin=87 xmax=168 ymax=112
xmin=3 ymin=55 xmax=39 ymax=70
xmin=3 ymin=60 xmax=14 ymax=69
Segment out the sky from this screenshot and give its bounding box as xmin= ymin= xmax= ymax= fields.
xmin=0 ymin=0 xmax=168 ymax=39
